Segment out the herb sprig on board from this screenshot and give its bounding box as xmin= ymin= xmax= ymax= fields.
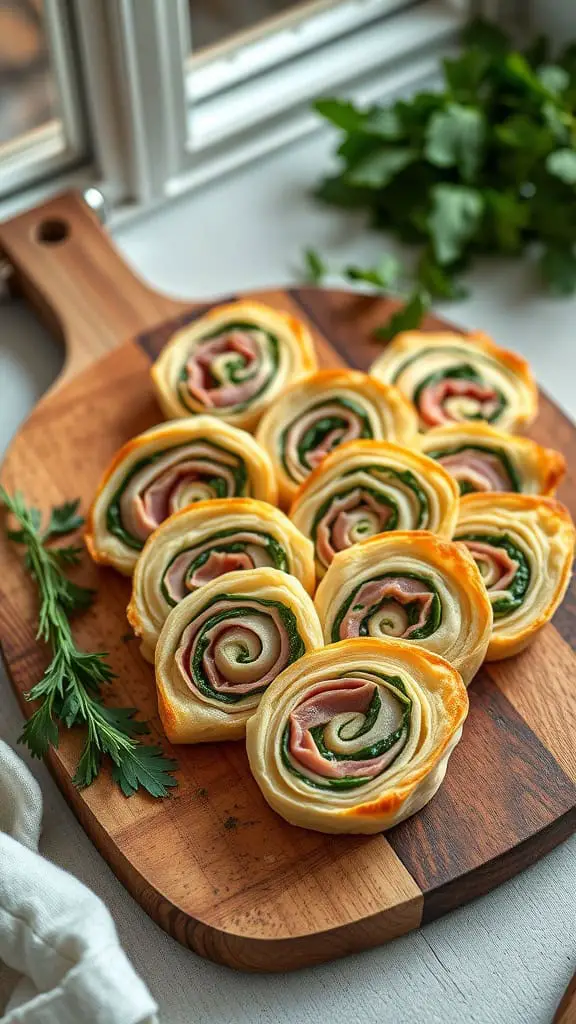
xmin=1 ymin=489 xmax=178 ymax=797
xmin=311 ymin=17 xmax=576 ymax=311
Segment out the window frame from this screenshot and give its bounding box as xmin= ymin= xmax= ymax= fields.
xmin=0 ymin=0 xmax=87 ymax=200
xmin=97 ymin=0 xmax=474 ymax=210
xmin=0 ymin=0 xmax=525 ymax=222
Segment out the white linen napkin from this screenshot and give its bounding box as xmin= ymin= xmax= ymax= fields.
xmin=0 ymin=739 xmax=158 ymax=1024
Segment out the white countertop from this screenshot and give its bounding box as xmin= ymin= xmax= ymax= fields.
xmin=1 ymin=127 xmax=575 ymax=1024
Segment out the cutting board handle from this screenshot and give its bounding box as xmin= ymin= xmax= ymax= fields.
xmin=0 ymin=191 xmax=182 ymax=384
xmin=553 ymin=971 xmax=576 ymax=1024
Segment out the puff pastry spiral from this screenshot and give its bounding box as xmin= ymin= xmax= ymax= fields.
xmin=290 ymin=439 xmax=459 ymax=578
xmin=155 ymin=568 xmax=323 ymax=742
xmin=255 ymin=369 xmax=418 ymax=506
xmin=315 ymin=531 xmax=492 ymax=685
xmin=370 ymin=331 xmax=537 ymax=433
xmin=128 ymin=498 xmax=315 ymax=661
xmin=455 ymin=493 xmax=575 ymax=659
xmin=420 ymin=422 xmax=565 ymax=496
xmin=151 ymin=300 xmax=317 ymax=430
xmin=246 ymin=638 xmax=468 ymax=834
xmin=86 ymin=417 xmax=276 ymax=574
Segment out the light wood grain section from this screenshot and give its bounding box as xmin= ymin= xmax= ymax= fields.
xmin=0 ymin=191 xmax=187 ymax=385
xmin=554 ymin=971 xmax=576 ymax=1024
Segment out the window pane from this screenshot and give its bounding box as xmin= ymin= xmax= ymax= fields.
xmin=189 ymin=0 xmax=318 ymax=55
xmin=0 ymin=0 xmax=59 ymax=146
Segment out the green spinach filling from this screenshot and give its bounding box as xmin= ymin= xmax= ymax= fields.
xmin=455 ymin=532 xmax=530 ymax=617
xmin=331 ymin=572 xmax=442 ymax=642
xmin=311 ymin=467 xmax=429 ymax=550
xmin=426 ymin=443 xmax=521 ymax=495
xmin=177 ymin=321 xmax=279 ymax=413
xmin=280 ymin=397 xmax=373 ymax=482
xmin=106 ymin=441 xmax=247 ymax=550
xmin=187 ymin=594 xmax=304 ymax=704
xmin=413 ymin=364 xmax=506 ymax=424
xmin=281 ymin=673 xmax=411 ymax=791
xmin=160 ymin=529 xmax=288 ymax=606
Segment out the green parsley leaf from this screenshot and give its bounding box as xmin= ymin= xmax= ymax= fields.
xmin=43 ymin=499 xmax=84 ymax=540
xmin=537 ymin=65 xmax=570 ymax=96
xmin=311 ymin=16 xmax=576 ymax=302
xmin=361 ymin=108 xmax=403 ymax=139
xmin=315 ymin=174 xmax=371 ymax=208
xmin=345 ymin=254 xmax=401 ymax=290
xmin=428 ymin=184 xmax=484 ymax=265
xmin=546 ymin=148 xmax=576 ymax=184
xmin=484 ymin=190 xmax=530 ymax=253
xmin=542 ymin=101 xmax=573 ymax=144
xmin=346 ymin=147 xmax=416 ymax=188
xmin=417 ymin=249 xmax=467 ymax=299
xmin=443 ymin=50 xmax=490 ymax=102
xmin=303 ymin=247 xmax=327 ymax=284
xmin=110 ymin=745 xmax=179 ymax=799
xmin=374 ymin=289 xmax=430 ymax=343
xmin=425 ymin=103 xmax=485 ymax=182
xmin=314 ymin=99 xmax=363 ymax=132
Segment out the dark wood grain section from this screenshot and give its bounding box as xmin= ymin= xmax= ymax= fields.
xmin=136 ymin=296 xmax=237 ymax=360
xmin=288 ymin=286 xmax=450 ymax=371
xmin=552 ymin=572 xmax=576 ymax=649
xmin=387 ymin=673 xmax=576 ymax=920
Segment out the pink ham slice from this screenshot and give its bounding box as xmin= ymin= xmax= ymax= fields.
xmin=176 ymin=598 xmax=289 ymax=695
xmin=339 ymin=577 xmax=433 ymax=639
xmin=315 ymin=489 xmax=393 ymax=568
xmin=288 ymin=678 xmax=405 ymax=779
xmin=163 ymin=531 xmax=273 ymax=601
xmin=119 ymin=443 xmax=239 ymax=543
xmin=170 ymin=550 xmax=253 ymax=597
xmin=284 ymin=402 xmax=366 ymax=481
xmin=419 ymin=377 xmax=500 ymax=427
xmin=185 ymin=330 xmax=268 ymax=409
xmin=438 ymin=449 xmax=512 ymax=492
xmin=461 ymin=540 xmax=518 ymax=591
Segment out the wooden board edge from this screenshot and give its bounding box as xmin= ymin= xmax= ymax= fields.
xmin=37 ymin=735 xmax=424 ymax=972
xmin=421 ymin=807 xmax=576 ymax=926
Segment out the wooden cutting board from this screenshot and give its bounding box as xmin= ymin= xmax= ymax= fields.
xmin=0 ymin=192 xmax=574 ymax=972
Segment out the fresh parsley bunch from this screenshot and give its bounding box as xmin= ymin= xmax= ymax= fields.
xmin=313 ymin=17 xmax=576 ymax=300
xmin=1 ymin=489 xmax=178 ymax=797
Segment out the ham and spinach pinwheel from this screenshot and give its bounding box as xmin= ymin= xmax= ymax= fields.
xmin=420 ymin=422 xmax=565 ymax=497
xmin=128 ymin=498 xmax=315 ymax=661
xmin=155 ymin=568 xmax=323 ymax=743
xmin=370 ymin=330 xmax=537 ymax=433
xmin=255 ymin=369 xmax=418 ymax=507
xmin=151 ymin=300 xmax=317 ymax=431
xmin=246 ymin=638 xmax=468 ymax=834
xmin=455 ymin=493 xmax=575 ymax=660
xmin=315 ymin=531 xmax=492 ymax=685
xmin=86 ymin=417 xmax=277 ymax=575
xmin=289 ymin=439 xmax=459 ymax=578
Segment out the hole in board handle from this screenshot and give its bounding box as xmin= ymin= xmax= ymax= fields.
xmin=36 ymin=219 xmax=69 ymax=245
